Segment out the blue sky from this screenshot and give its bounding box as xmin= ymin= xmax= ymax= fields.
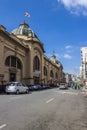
xmin=0 ymin=0 xmax=87 ymax=75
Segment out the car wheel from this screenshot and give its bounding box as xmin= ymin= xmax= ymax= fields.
xmin=26 ymin=89 xmax=29 ymax=94
xmin=16 ymin=90 xmax=19 ymax=94
xmin=6 ymin=92 xmax=9 ymax=95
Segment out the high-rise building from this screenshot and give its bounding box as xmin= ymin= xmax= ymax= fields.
xmin=80 ymin=47 xmax=87 ymax=80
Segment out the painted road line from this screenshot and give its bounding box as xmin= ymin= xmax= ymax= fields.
xmin=0 ymin=124 xmax=7 ymax=129
xmin=46 ymin=98 xmax=54 ymax=103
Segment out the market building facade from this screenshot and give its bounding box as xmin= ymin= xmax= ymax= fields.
xmin=0 ymin=22 xmax=65 ymax=86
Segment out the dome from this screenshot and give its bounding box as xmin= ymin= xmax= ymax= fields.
xmin=12 ymin=21 xmax=34 ymax=37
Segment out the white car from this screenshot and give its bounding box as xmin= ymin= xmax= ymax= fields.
xmin=5 ymin=82 xmax=29 ymax=94
xmin=59 ymin=83 xmax=68 ymax=90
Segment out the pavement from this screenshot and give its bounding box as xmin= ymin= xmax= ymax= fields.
xmin=0 ymin=88 xmax=87 ymax=130
xmin=81 ymin=86 xmax=87 ymax=96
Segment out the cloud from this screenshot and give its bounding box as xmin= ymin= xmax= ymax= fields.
xmin=64 ymin=45 xmax=73 ymax=53
xmin=73 ymin=66 xmax=78 ymax=71
xmin=57 ymin=0 xmax=87 ymax=15
xmin=65 ymin=45 xmax=72 ymax=49
xmin=63 ymin=54 xmax=72 ymax=59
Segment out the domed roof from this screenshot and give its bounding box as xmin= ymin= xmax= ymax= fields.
xmin=11 ymin=22 xmax=45 ymax=53
xmin=12 ymin=21 xmax=34 ymax=37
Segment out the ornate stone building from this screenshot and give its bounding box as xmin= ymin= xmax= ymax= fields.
xmin=0 ymin=22 xmax=65 ymax=86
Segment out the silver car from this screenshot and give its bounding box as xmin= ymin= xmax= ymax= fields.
xmin=5 ymin=82 xmax=29 ymax=94
xmin=59 ymin=83 xmax=68 ymax=90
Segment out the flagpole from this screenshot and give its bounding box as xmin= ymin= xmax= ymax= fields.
xmin=23 ymin=12 xmax=30 ymax=25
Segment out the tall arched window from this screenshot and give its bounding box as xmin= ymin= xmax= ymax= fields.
xmin=44 ymin=66 xmax=47 ymax=76
xmin=50 ymin=70 xmax=54 ymax=78
xmin=33 ymin=56 xmax=40 ymax=71
xmin=55 ymin=72 xmax=58 ymax=79
xmin=5 ymin=56 xmax=22 ymax=69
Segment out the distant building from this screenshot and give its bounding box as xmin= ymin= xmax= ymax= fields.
xmin=0 ymin=22 xmax=65 ymax=86
xmin=65 ymin=73 xmax=73 ymax=84
xmin=80 ymin=47 xmax=87 ymax=80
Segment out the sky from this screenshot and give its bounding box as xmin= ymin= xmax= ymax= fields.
xmin=0 ymin=0 xmax=87 ymax=75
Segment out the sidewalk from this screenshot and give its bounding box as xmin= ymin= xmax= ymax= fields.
xmin=82 ymin=85 xmax=87 ymax=91
xmin=81 ymin=86 xmax=87 ymax=96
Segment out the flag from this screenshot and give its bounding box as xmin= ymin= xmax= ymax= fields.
xmin=24 ymin=12 xmax=30 ymax=17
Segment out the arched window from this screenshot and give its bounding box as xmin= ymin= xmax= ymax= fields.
xmin=33 ymin=56 xmax=40 ymax=71
xmin=44 ymin=66 xmax=47 ymax=76
xmin=22 ymin=28 xmax=28 ymax=36
xmin=17 ymin=58 xmax=22 ymax=69
xmin=50 ymin=70 xmax=54 ymax=78
xmin=55 ymin=72 xmax=58 ymax=79
xmin=5 ymin=56 xmax=10 ymax=66
xmin=5 ymin=56 xmax=22 ymax=69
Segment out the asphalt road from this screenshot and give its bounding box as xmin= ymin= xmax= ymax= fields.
xmin=0 ymin=88 xmax=87 ymax=130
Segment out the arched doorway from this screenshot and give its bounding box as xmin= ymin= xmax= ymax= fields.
xmin=50 ymin=70 xmax=54 ymax=85
xmin=43 ymin=66 xmax=48 ymax=84
xmin=33 ymin=56 xmax=40 ymax=84
xmin=5 ymin=56 xmax=22 ymax=82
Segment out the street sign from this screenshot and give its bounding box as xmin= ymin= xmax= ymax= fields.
xmin=34 ymin=70 xmax=41 ymax=74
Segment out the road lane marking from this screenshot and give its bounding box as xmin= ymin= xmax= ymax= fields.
xmin=0 ymin=124 xmax=7 ymax=129
xmin=46 ymin=98 xmax=54 ymax=103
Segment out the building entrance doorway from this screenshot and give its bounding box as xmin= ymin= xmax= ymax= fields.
xmin=34 ymin=77 xmax=40 ymax=84
xmin=10 ymin=73 xmax=16 ymax=82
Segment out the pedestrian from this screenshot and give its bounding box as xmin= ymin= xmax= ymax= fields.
xmin=78 ymin=84 xmax=80 ymax=90
xmin=74 ymin=83 xmax=77 ymax=90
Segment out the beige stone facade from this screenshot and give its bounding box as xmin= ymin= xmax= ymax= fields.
xmin=0 ymin=22 xmax=65 ymax=86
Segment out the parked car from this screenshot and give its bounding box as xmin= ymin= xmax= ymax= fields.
xmin=33 ymin=85 xmax=39 ymax=90
xmin=28 ymin=85 xmax=34 ymax=91
xmin=5 ymin=82 xmax=29 ymax=94
xmin=59 ymin=83 xmax=68 ymax=90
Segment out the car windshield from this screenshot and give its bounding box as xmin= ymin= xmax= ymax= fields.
xmin=8 ymin=82 xmax=17 ymax=86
